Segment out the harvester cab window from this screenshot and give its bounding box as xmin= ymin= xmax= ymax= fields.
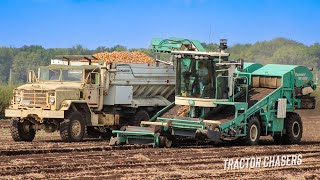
xmin=179 ymin=58 xmax=214 ymax=98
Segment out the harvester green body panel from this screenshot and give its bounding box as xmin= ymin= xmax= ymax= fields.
xmin=238 ymin=62 xmax=264 ymax=73
xmin=252 ymin=64 xmax=315 ymax=88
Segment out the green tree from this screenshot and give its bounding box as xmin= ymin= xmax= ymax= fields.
xmin=12 ymin=46 xmax=50 ymax=83
xmin=0 ymin=47 xmax=14 ymax=83
xmin=110 ymin=45 xmax=127 ymax=52
xmin=271 ymin=45 xmax=319 ymax=68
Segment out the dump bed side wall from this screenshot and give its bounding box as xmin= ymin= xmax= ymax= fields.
xmin=104 ymin=63 xmax=175 ymax=106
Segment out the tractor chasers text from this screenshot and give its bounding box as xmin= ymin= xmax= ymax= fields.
xmin=223 ymin=154 xmax=303 ymax=170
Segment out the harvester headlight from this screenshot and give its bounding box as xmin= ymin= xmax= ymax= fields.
xmin=49 ymin=96 xmax=55 ymax=104
xmin=15 ymin=96 xmax=21 ymax=102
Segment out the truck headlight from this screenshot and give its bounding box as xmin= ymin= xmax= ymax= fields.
xmin=49 ymin=96 xmax=55 ymax=104
xmin=15 ymin=96 xmax=21 ymax=102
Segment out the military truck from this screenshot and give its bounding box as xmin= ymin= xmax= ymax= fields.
xmin=5 ymin=56 xmax=175 ymax=142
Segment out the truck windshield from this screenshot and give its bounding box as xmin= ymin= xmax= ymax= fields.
xmin=39 ymin=68 xmax=82 ymax=82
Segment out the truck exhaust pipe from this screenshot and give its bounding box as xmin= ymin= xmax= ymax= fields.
xmin=95 ymin=65 xmax=107 ymax=111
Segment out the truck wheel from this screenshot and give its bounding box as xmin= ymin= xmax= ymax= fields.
xmin=10 ymin=118 xmax=36 ymax=142
xmin=130 ymin=110 xmax=150 ymax=126
xmin=60 ymin=111 xmax=86 ymax=142
xmin=245 ymin=116 xmax=261 ymax=145
xmin=282 ymin=113 xmax=303 ymax=144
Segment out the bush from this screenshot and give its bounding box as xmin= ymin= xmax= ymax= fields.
xmin=0 ymin=85 xmax=15 ymax=118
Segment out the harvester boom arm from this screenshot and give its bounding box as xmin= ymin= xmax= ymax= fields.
xmin=150 ymin=37 xmax=206 ymax=53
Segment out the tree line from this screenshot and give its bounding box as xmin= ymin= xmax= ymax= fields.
xmin=0 ymin=38 xmax=319 ymax=84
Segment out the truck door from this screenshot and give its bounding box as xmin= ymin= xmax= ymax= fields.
xmin=84 ymin=72 xmax=100 ymax=108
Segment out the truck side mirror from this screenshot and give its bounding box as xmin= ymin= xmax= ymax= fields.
xmin=155 ymin=54 xmax=161 ymax=61
xmin=27 ymin=70 xmax=36 ymax=83
xmin=155 ymin=54 xmax=160 ymax=67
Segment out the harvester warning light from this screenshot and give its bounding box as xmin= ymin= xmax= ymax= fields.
xmin=219 ymin=39 xmax=228 ymax=50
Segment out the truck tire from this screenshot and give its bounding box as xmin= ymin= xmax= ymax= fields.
xmin=60 ymin=111 xmax=86 ymax=142
xmin=10 ymin=118 xmax=36 ymax=142
xmin=130 ymin=110 xmax=150 ymax=126
xmin=245 ymin=116 xmax=261 ymax=145
xmin=282 ymin=113 xmax=303 ymax=144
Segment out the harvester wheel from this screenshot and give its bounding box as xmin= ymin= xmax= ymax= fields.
xmin=273 ymin=135 xmax=283 ymax=145
xmin=130 ymin=110 xmax=150 ymax=126
xmin=245 ymin=116 xmax=261 ymax=145
xmin=282 ymin=113 xmax=303 ymax=144
xmin=10 ymin=118 xmax=36 ymax=142
xmin=60 ymin=111 xmax=86 ymax=142
xmin=158 ymin=136 xmax=172 ymax=148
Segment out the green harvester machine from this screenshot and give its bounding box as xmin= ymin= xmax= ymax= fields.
xmin=110 ymin=38 xmax=316 ymax=147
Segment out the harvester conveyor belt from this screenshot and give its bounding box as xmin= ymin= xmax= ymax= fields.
xmin=205 ymin=87 xmax=275 ymax=123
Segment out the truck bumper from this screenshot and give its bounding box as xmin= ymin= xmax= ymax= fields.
xmin=5 ymin=109 xmax=65 ymax=119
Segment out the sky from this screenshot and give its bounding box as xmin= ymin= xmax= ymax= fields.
xmin=0 ymin=0 xmax=320 ymax=49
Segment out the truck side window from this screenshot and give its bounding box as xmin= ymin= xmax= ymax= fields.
xmin=90 ymin=73 xmax=96 ymax=84
xmin=85 ymin=72 xmax=98 ymax=84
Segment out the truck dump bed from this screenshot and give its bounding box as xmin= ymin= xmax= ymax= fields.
xmin=104 ymin=63 xmax=175 ymax=107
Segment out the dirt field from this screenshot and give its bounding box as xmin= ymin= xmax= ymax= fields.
xmin=0 ymin=109 xmax=319 ymax=179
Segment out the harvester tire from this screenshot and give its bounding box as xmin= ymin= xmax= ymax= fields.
xmin=283 ymin=113 xmax=303 ymax=144
xmin=130 ymin=110 xmax=150 ymax=126
xmin=245 ymin=116 xmax=261 ymax=145
xmin=10 ymin=118 xmax=36 ymax=142
xmin=60 ymin=111 xmax=86 ymax=142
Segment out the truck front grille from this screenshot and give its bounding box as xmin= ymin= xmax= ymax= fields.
xmin=22 ymin=90 xmax=47 ymax=107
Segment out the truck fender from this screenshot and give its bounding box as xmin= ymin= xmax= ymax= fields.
xmin=60 ymin=100 xmax=93 ymax=125
xmin=60 ymin=100 xmax=89 ymax=111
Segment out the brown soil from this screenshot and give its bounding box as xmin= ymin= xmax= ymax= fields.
xmin=0 ymin=109 xmax=319 ymax=179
